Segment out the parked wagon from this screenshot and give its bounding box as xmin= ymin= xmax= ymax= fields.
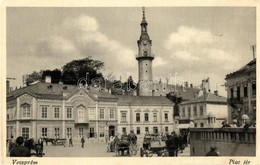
xmin=140 ymin=134 xmax=168 ymax=157
xmin=52 ymin=138 xmax=67 ymax=146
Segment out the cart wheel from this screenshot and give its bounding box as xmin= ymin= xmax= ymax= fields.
xmin=140 ymin=148 xmax=143 ymax=157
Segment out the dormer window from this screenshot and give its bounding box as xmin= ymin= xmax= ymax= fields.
xmin=63 ymin=86 xmax=67 ymax=90
xmin=47 ymin=85 xmax=53 ymax=89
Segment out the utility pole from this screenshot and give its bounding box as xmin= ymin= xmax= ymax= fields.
xmin=250 ymin=45 xmax=256 ymax=59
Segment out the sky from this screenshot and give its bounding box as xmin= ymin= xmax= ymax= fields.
xmin=6 ymin=7 xmax=256 ymax=96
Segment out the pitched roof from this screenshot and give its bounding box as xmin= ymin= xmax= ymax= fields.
xmin=117 ymin=95 xmax=173 ymax=106
xmin=226 ymin=58 xmax=256 ymax=79
xmin=153 ymin=83 xmax=200 ymax=101
xmin=180 ymin=93 xmax=227 ymax=105
xmin=7 ymin=82 xmax=117 ymax=101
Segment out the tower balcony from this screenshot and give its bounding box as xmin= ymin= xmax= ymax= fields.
xmin=136 ymin=54 xmax=154 ymax=60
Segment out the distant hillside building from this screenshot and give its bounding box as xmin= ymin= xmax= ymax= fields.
xmin=225 ymin=59 xmax=256 ymax=124
xmin=178 ymin=92 xmax=228 ymax=132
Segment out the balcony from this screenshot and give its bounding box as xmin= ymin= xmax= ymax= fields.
xmin=227 ymin=98 xmax=243 ymax=105
xmin=136 ymin=53 xmax=155 ymax=60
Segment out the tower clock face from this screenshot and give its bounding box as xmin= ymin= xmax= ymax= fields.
xmin=143 ymin=40 xmax=147 ymax=45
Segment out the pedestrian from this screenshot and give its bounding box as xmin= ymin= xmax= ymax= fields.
xmin=8 ymin=135 xmax=15 ymax=152
xmin=221 ymin=120 xmax=231 ymax=128
xmin=105 ymin=134 xmax=109 ymax=144
xmin=205 ymin=144 xmax=220 ymax=156
xmin=69 ymin=136 xmax=73 ymax=147
xmin=81 ymin=136 xmax=85 ymax=148
xmin=10 ymin=136 xmax=31 ymax=157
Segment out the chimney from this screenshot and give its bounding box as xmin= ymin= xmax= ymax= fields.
xmin=6 ymin=80 xmax=10 ymax=93
xmin=45 ymin=76 xmax=51 ymax=83
xmin=190 ymin=84 xmax=193 ymax=88
xmin=214 ymin=90 xmax=218 ymax=96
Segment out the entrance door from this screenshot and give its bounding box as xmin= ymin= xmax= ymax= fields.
xmin=109 ymin=125 xmax=115 ymax=137
xmin=78 ymin=106 xmax=85 ymax=123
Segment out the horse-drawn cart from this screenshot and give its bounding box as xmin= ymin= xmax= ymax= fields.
xmin=140 ymin=134 xmax=167 ymax=157
xmin=52 ymin=138 xmax=67 ymax=145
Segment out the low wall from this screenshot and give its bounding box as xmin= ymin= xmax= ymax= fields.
xmin=189 ymin=128 xmax=256 ymax=156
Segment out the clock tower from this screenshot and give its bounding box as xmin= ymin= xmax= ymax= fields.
xmin=136 ymin=8 xmax=154 ymax=96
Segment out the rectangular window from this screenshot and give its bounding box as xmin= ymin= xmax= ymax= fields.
xmin=188 ymin=107 xmax=191 ymax=117
xmin=99 ymin=108 xmax=104 ymax=119
xmin=66 ymin=107 xmax=72 ymax=118
xmin=237 ymin=86 xmax=241 ymax=99
xmin=99 ymin=127 xmax=104 ymax=137
xmin=109 ymin=108 xmax=115 ymax=119
xmin=41 ymin=107 xmax=47 ymax=118
xmin=136 ymin=113 xmax=140 ymax=122
xmin=200 ymin=106 xmax=203 ymax=116
xmin=164 ymin=113 xmax=168 ymax=122
xmin=66 ymin=127 xmax=72 ymax=138
xmin=42 ymin=127 xmax=47 ymax=137
xmin=153 ymin=113 xmax=157 ymax=122
xmin=22 ymin=105 xmax=30 ymax=118
xmin=54 ymin=127 xmax=60 ymax=138
xmin=165 ymin=126 xmax=168 ymax=133
xmin=136 ymin=127 xmax=141 ymax=135
xmin=153 ymin=127 xmax=158 ymax=134
xmin=200 ymin=123 xmax=204 ymax=128
xmin=122 ymin=127 xmax=126 ymax=133
xmin=244 ymin=84 xmax=248 ymax=97
xmin=121 ymin=112 xmax=127 ymax=122
xmin=7 ymin=114 xmax=10 ymax=120
xmin=193 ymin=106 xmax=197 ymax=116
xmin=230 ymin=88 xmax=234 ymax=98
xmin=54 ymin=107 xmax=60 ymax=118
xmin=89 ymin=108 xmax=95 ymax=120
xmin=145 ymin=127 xmax=149 ymax=134
xmin=22 ymin=127 xmax=29 ymax=139
xmin=252 ymin=81 xmax=256 ymax=96
xmin=144 ymin=113 xmax=149 ymax=122
xmin=89 ymin=127 xmax=95 ymax=138
xmin=79 ymin=128 xmax=84 ymax=138
xmin=182 ymin=108 xmax=185 ymax=117
xmin=194 ymin=123 xmax=197 ymax=127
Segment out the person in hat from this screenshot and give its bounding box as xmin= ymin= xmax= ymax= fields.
xmin=205 ymin=144 xmax=220 ymax=156
xmin=10 ymin=136 xmax=31 ymax=157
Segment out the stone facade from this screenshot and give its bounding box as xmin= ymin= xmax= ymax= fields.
xmin=178 ymin=93 xmax=228 ymax=131
xmin=225 ymin=59 xmax=256 ymax=124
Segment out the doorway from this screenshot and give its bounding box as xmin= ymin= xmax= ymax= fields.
xmin=109 ymin=125 xmax=115 ymax=137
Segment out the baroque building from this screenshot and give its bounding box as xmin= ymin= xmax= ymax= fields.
xmin=225 ymin=58 xmax=256 ymax=124
xmin=6 ymin=82 xmax=118 ymax=141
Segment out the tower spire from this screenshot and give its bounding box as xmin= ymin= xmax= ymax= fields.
xmin=142 ymin=7 xmax=146 ymax=22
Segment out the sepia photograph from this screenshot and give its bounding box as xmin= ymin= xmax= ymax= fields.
xmin=1 ymin=1 xmax=258 ymax=165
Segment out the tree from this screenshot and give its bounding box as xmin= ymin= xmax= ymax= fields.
xmin=42 ymin=69 xmax=62 ymax=83
xmin=61 ymin=57 xmax=104 ymax=85
xmin=166 ymin=92 xmax=183 ymax=117
xmin=25 ymin=71 xmax=43 ymax=85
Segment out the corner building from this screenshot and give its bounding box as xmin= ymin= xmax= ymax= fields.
xmin=6 ymin=82 xmax=118 ymax=141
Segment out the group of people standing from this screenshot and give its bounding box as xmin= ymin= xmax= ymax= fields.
xmin=165 ymin=131 xmax=188 ymax=157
